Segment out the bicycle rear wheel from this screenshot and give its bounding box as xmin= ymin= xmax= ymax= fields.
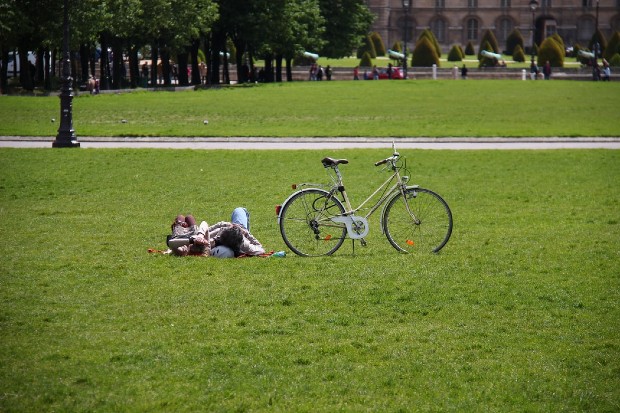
xmin=279 ymin=188 xmax=347 ymax=256
xmin=382 ymin=187 xmax=453 ymax=253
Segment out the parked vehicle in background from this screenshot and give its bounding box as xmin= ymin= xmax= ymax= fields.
xmin=376 ymin=67 xmax=404 ymax=79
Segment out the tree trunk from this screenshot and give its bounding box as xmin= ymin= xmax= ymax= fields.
xmin=111 ymin=37 xmax=124 ymax=89
xmin=264 ymin=53 xmax=274 ymax=83
xmin=160 ymin=44 xmax=171 ymax=86
xmin=79 ymin=44 xmax=89 ymax=85
xmin=177 ymin=51 xmax=189 ymax=86
xmin=99 ymin=34 xmax=111 ymax=90
xmin=275 ymin=54 xmax=283 ymax=82
xmin=190 ymin=39 xmax=200 ymax=85
xmin=128 ymin=45 xmax=139 ymax=88
xmin=0 ymin=48 xmax=8 ymax=94
xmin=286 ymin=57 xmax=293 ymax=82
xmin=18 ymin=46 xmax=34 ymax=90
xmin=150 ymin=41 xmax=158 ymax=86
xmin=44 ymin=49 xmax=52 ymax=90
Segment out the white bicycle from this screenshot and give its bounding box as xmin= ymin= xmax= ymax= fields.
xmin=277 ymin=145 xmax=453 ymax=256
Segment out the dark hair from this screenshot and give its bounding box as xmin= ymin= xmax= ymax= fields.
xmin=217 ymin=226 xmax=243 ymax=254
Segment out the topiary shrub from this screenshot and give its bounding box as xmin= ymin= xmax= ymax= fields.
xmin=506 ymin=29 xmax=524 ymax=55
xmin=465 ymin=41 xmax=475 ymax=56
xmin=418 ymin=29 xmax=442 ymax=57
xmin=589 ymin=29 xmax=608 ymax=56
xmin=370 ymin=32 xmax=386 ymax=56
xmin=537 ymin=37 xmax=564 ymax=67
xmin=447 ymin=45 xmax=463 ymax=62
xmin=357 ymin=35 xmax=376 ymax=59
xmin=512 ymin=44 xmax=525 ymax=62
xmin=359 ymin=51 xmax=373 ymax=67
xmin=609 ymin=53 xmax=620 ymax=67
xmin=603 ymin=31 xmax=620 ymax=61
xmin=478 ymin=41 xmax=497 ymax=67
xmin=478 ymin=30 xmax=500 ymax=60
xmin=549 ymin=33 xmax=566 ymax=58
xmin=411 ymin=36 xmax=440 ymax=67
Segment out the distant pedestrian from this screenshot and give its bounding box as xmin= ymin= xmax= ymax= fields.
xmin=353 ymin=66 xmax=359 ymax=80
xmin=461 ymin=64 xmax=468 ymax=79
xmin=325 ymin=65 xmax=332 ymax=81
xmin=530 ymin=59 xmax=539 ymax=80
xmin=542 ymin=61 xmax=551 ymax=80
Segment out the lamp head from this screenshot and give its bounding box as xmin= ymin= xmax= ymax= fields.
xmin=402 ymin=0 xmax=410 ymax=10
xmin=529 ymin=0 xmax=538 ymax=12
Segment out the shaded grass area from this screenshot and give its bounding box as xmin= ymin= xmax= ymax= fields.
xmin=1 ymin=148 xmax=619 ymax=411
xmin=0 ymin=80 xmax=619 ymax=137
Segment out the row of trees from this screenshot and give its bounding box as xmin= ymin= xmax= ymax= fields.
xmin=0 ymin=0 xmax=374 ymax=93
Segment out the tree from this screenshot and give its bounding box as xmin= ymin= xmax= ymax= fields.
xmin=537 ymin=36 xmax=564 ymax=67
xmin=603 ymin=31 xmax=620 ymax=61
xmin=506 ymin=29 xmax=524 ymax=55
xmin=418 ymin=29 xmax=441 ymax=57
xmin=370 ymin=31 xmax=386 ymax=56
xmin=447 ymin=45 xmax=463 ymax=62
xmin=318 ymin=0 xmax=374 ymax=58
xmin=478 ymin=29 xmax=500 ymax=60
xmin=411 ymin=36 xmax=439 ymax=67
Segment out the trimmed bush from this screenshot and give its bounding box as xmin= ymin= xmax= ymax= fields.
xmin=418 ymin=29 xmax=442 ymax=57
xmin=549 ymin=34 xmax=566 ymax=58
xmin=513 ymin=44 xmax=526 ymax=62
xmin=603 ymin=31 xmax=620 ymax=61
xmin=465 ymin=41 xmax=475 ymax=56
xmin=478 ymin=30 xmax=500 ymax=60
xmin=370 ymin=32 xmax=386 ymax=57
xmin=359 ymin=51 xmax=373 ymax=67
xmin=478 ymin=41 xmax=497 ymax=67
xmin=589 ymin=29 xmax=608 ymax=56
xmin=447 ymin=45 xmax=463 ymax=62
xmin=537 ymin=37 xmax=564 ymax=67
xmin=411 ymin=36 xmax=440 ymax=67
xmin=357 ymin=35 xmax=376 ymax=59
xmin=506 ymin=29 xmax=524 ymax=55
xmin=609 ymin=53 xmax=620 ymax=67
xmin=391 ymin=41 xmax=402 ymax=53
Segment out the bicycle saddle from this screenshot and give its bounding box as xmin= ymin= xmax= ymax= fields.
xmin=321 ymin=157 xmax=349 ymax=168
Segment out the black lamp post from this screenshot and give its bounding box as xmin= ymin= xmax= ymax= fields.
xmin=402 ymin=0 xmax=411 ymax=80
xmin=529 ymin=0 xmax=538 ymax=61
xmin=53 ymin=0 xmax=79 ymax=148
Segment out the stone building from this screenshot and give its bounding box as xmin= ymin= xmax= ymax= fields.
xmin=365 ymin=0 xmax=620 ymax=53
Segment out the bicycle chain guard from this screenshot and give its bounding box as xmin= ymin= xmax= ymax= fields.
xmin=330 ymin=215 xmax=369 ymax=239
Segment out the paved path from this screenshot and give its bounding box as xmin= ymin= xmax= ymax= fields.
xmin=1 ymin=136 xmax=619 ymax=150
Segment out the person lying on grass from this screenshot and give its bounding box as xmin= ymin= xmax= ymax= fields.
xmin=166 ymin=207 xmax=264 ymax=258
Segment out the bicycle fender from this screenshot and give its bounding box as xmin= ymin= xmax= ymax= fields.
xmin=380 ymin=185 xmax=420 ymax=234
xmin=331 ymin=215 xmax=369 ymax=239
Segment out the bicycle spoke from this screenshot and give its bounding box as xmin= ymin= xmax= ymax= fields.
xmin=383 ymin=188 xmax=452 ymax=253
xmin=280 ymin=189 xmax=347 ymax=256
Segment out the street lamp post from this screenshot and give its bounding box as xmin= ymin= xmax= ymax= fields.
xmin=529 ymin=0 xmax=538 ymax=61
xmin=52 ymin=0 xmax=79 ymax=148
xmin=402 ymin=0 xmax=411 ymax=80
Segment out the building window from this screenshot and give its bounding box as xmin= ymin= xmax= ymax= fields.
xmin=436 ymin=0 xmax=445 ymax=9
xmin=467 ymin=19 xmax=479 ymax=41
xmin=498 ymin=18 xmax=513 ymax=44
xmin=431 ymin=19 xmax=447 ymax=43
xmin=578 ymin=18 xmax=594 ymax=42
xmin=500 ymin=0 xmax=511 ymax=7
xmin=582 ymin=0 xmax=592 ymax=7
xmin=468 ymin=0 xmax=478 ymax=8
xmin=541 ymin=0 xmax=552 ymax=7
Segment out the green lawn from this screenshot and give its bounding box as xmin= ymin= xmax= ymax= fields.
xmin=1 ymin=80 xmax=619 ymax=137
xmin=1 ymin=148 xmax=618 ymax=411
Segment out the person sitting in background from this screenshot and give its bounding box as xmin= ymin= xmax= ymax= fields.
xmin=167 ymin=207 xmax=264 ymax=258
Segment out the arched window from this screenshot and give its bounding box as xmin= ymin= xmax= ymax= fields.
xmin=578 ymin=18 xmax=594 ymax=43
xmin=467 ymin=19 xmax=479 ymax=41
xmin=431 ymin=19 xmax=447 ymax=43
xmin=500 ymin=0 xmax=511 ymax=8
xmin=498 ymin=18 xmax=513 ymax=44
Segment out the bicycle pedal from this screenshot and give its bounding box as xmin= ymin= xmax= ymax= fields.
xmin=360 ymin=238 xmax=367 ymax=247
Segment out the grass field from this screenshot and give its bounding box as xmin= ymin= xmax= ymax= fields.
xmin=1 ymin=148 xmax=618 ymax=411
xmin=1 ymin=80 xmax=619 ymax=138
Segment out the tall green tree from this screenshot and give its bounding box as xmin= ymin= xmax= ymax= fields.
xmin=318 ymin=0 xmax=374 ymax=58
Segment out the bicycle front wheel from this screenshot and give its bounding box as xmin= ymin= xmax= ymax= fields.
xmin=279 ymin=188 xmax=347 ymax=256
xmin=382 ymin=187 xmax=453 ymax=253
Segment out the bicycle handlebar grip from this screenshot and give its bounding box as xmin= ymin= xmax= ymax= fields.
xmin=375 ymin=158 xmax=389 ymax=166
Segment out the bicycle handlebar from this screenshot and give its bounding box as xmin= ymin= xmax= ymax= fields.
xmin=374 ymin=152 xmax=400 ymax=167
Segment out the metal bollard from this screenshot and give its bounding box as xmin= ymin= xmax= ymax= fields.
xmin=432 ymin=64 xmax=437 ymax=80
xmin=522 ymin=69 xmax=526 ymax=81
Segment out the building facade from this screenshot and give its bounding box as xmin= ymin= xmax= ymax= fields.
xmin=365 ymin=0 xmax=620 ymax=53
